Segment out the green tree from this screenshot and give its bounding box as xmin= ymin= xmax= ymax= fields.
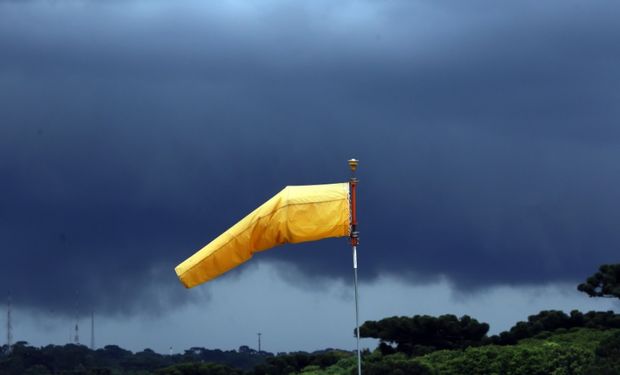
xmin=491 ymin=310 xmax=620 ymax=345
xmin=156 ymin=362 xmax=242 ymax=375
xmin=584 ymin=331 xmax=620 ymax=374
xmin=361 ymin=353 xmax=432 ymax=375
xmin=359 ymin=314 xmax=489 ymax=355
xmin=250 ymin=351 xmax=349 ymax=375
xmin=578 ymin=264 xmax=620 ymax=298
xmin=23 ymin=364 xmax=52 ymax=375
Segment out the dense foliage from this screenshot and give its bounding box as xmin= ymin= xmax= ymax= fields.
xmin=578 ymin=264 xmax=620 ymax=299
xmin=156 ymin=362 xmax=244 ymax=375
xmin=306 ymin=328 xmax=620 ymax=375
xmin=250 ymin=351 xmax=351 ymax=375
xmin=3 ymin=310 xmax=620 ymax=374
xmin=0 ymin=343 xmax=267 ymax=375
xmin=0 ymin=342 xmax=352 ymax=375
xmin=359 ymin=314 xmax=489 ymax=355
xmin=359 ymin=309 xmax=620 ymax=359
xmin=492 ymin=310 xmax=620 ymax=345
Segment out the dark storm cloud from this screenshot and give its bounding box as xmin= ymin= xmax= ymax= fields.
xmin=1 ymin=0 xmax=620 ymax=315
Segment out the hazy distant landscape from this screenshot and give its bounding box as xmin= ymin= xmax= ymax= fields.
xmin=3 ymin=309 xmax=620 ymax=374
xmin=4 ymin=264 xmax=620 ymax=374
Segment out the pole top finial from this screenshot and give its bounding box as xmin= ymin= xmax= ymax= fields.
xmin=348 ymin=158 xmax=359 ymax=172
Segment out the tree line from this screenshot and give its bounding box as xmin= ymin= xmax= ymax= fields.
xmin=1 ymin=263 xmax=619 ymax=374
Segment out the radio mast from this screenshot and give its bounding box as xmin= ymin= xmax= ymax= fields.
xmin=73 ymin=294 xmax=79 ymax=345
xmin=90 ymin=311 xmax=95 ymax=350
xmin=6 ymin=294 xmax=12 ymax=353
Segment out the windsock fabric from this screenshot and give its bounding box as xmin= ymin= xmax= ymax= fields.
xmin=175 ymin=183 xmax=350 ymax=288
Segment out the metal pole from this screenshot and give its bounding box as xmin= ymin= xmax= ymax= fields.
xmin=348 ymin=158 xmax=361 ymax=375
xmin=353 ymin=246 xmax=361 ymax=375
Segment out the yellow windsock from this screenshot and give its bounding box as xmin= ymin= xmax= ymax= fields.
xmin=175 ymin=183 xmax=350 ymax=288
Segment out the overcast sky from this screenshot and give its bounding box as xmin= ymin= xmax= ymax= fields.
xmin=2 ymin=0 xmax=620 ymax=353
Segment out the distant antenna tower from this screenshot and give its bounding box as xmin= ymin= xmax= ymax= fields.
xmin=74 ymin=322 xmax=79 ymax=344
xmin=90 ymin=311 xmax=95 ymax=350
xmin=74 ymin=294 xmax=80 ymax=345
xmin=6 ymin=294 xmax=12 ymax=352
xmin=257 ymin=332 xmax=262 ymax=353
